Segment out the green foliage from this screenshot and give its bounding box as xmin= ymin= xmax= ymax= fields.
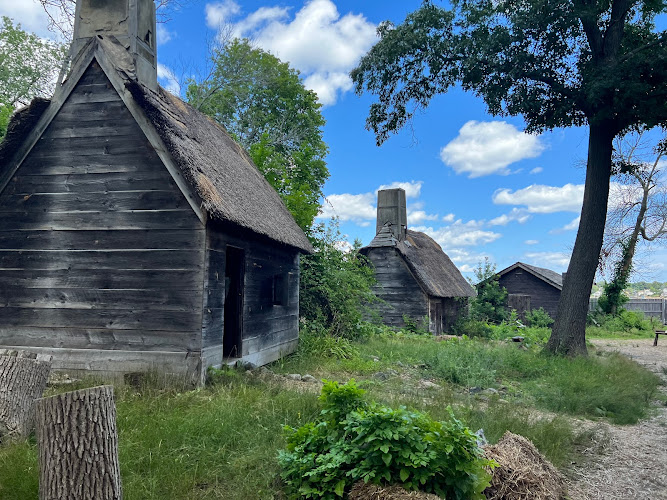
xmin=469 ymin=259 xmax=507 ymax=324
xmin=598 ymin=241 xmax=633 ymax=315
xmin=352 ymin=0 xmax=667 ymax=143
xmin=452 ymin=318 xmax=493 ymax=339
xmin=297 ymin=323 xmax=360 ymax=360
xmin=0 ymin=16 xmax=65 ymax=115
xmin=278 ymin=380 xmax=493 ymax=499
xmin=524 ymin=308 xmax=554 ymax=328
xmin=299 ymin=221 xmax=377 ymax=338
xmin=187 ymin=39 xmax=328 ymax=232
xmin=402 ymin=314 xmax=430 ymax=335
xmin=588 ymin=309 xmax=657 ymax=337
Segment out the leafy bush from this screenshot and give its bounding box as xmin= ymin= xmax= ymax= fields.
xmin=452 ymin=318 xmax=493 ymax=339
xmin=299 ymin=221 xmax=377 ymax=338
xmin=402 ymin=315 xmax=430 ymax=335
xmin=524 ymin=308 xmax=554 ymax=328
xmin=469 ymin=259 xmax=507 ymax=324
xmin=278 ymin=380 xmax=493 ymax=499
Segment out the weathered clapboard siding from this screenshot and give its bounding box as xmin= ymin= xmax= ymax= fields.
xmin=365 ymin=247 xmax=428 ymax=327
xmin=0 ymin=61 xmax=204 ymax=354
xmin=202 ymin=227 xmax=300 ymax=362
xmin=498 ymin=269 xmax=561 ymax=319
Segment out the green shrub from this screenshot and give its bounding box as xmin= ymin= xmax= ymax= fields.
xmin=299 ymin=221 xmax=377 ymax=338
xmin=452 ymin=318 xmax=493 ymax=339
xmin=402 ymin=315 xmax=430 ymax=335
xmin=524 ymin=308 xmax=554 ymax=328
xmin=469 ymin=259 xmax=508 ymax=324
xmin=298 ymin=322 xmax=359 ymax=359
xmin=278 ymin=380 xmax=493 ymax=499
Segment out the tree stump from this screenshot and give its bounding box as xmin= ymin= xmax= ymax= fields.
xmin=35 ymin=385 xmax=123 ymax=500
xmin=0 ymin=349 xmax=52 ymax=441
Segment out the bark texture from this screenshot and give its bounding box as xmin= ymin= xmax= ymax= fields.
xmin=0 ymin=349 xmax=52 ymax=441
xmin=547 ymin=123 xmax=615 ymax=355
xmin=36 ymin=385 xmax=122 ymax=500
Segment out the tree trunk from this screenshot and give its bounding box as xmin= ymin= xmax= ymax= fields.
xmin=0 ymin=349 xmax=52 ymax=442
xmin=35 ymin=385 xmax=123 ymax=500
xmin=546 ymin=122 xmax=615 ymax=355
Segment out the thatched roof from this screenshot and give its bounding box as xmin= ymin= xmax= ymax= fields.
xmin=498 ymin=262 xmax=563 ymax=290
xmin=0 ymin=36 xmax=312 ymax=253
xmin=362 ymin=226 xmax=475 ymax=299
xmin=0 ymin=98 xmax=50 ymax=170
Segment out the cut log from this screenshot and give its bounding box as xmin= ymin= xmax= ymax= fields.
xmin=35 ymin=385 xmax=122 ymax=500
xmin=0 ymin=349 xmax=52 ymax=441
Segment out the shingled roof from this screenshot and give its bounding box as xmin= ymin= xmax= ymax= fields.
xmin=0 ymin=36 xmax=312 ymax=253
xmin=498 ymin=262 xmax=564 ymax=290
xmin=362 ymin=227 xmax=475 ymax=298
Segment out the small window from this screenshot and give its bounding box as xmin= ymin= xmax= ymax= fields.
xmin=273 ymin=273 xmax=290 ymax=306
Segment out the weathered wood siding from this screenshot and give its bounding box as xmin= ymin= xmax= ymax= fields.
xmin=0 ymin=62 xmax=205 ymax=363
xmin=498 ymin=269 xmax=560 ymax=319
xmin=203 ymin=227 xmax=300 ymax=366
xmin=365 ymin=247 xmax=428 ymax=327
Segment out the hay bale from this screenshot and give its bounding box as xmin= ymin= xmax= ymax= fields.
xmin=484 ymin=432 xmax=567 ymax=500
xmin=348 ymin=482 xmax=442 ymax=500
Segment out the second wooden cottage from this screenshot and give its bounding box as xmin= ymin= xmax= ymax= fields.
xmin=0 ymin=0 xmax=311 ymax=382
xmin=496 ymin=262 xmax=564 ymax=319
xmin=360 ymin=189 xmax=474 ymax=334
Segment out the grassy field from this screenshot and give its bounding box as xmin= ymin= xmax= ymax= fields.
xmin=0 ymin=333 xmax=662 ymax=499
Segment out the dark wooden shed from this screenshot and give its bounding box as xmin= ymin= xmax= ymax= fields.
xmin=496 ymin=262 xmax=564 ymax=319
xmin=0 ymin=0 xmax=311 ymax=382
xmin=360 ymin=189 xmax=474 ymax=334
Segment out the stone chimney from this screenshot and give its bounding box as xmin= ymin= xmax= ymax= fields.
xmin=71 ymin=0 xmax=157 ymax=90
xmin=376 ymin=188 xmax=407 ymax=241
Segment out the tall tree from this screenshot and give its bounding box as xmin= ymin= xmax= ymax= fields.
xmin=351 ymin=0 xmax=667 ymax=355
xmin=187 ymin=39 xmax=329 ymax=232
xmin=0 ymin=16 xmax=65 ymax=139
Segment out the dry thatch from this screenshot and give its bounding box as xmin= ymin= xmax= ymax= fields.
xmin=484 ymin=432 xmax=567 ymax=500
xmin=348 ymin=482 xmax=442 ymax=500
xmin=0 ymin=35 xmax=312 ymax=253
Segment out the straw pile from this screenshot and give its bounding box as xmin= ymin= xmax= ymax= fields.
xmin=348 ymin=483 xmax=442 ymax=500
xmin=484 ymin=432 xmax=567 ymax=500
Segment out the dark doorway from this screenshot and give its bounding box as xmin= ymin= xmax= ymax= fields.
xmin=223 ymin=246 xmax=244 ymax=358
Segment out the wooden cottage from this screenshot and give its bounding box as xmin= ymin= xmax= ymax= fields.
xmin=360 ymin=189 xmax=474 ymax=334
xmin=0 ymin=0 xmax=311 ymax=382
xmin=496 ymin=262 xmax=564 ymax=319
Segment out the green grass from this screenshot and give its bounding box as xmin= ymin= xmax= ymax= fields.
xmin=0 ymin=332 xmax=661 ymax=498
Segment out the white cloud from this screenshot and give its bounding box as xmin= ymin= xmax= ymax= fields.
xmin=156 ymin=24 xmax=174 ymax=46
xmin=551 ymin=216 xmax=580 ymax=233
xmin=440 ymin=121 xmax=545 ymax=178
xmin=377 ymin=181 xmax=422 ymax=199
xmin=157 ymin=64 xmax=181 ymax=95
xmin=524 ymin=251 xmax=571 ymax=270
xmin=318 ymin=193 xmax=376 ymax=223
xmin=442 ymin=213 xmax=455 ymax=223
xmin=408 ymin=210 xmax=439 ymax=225
xmin=492 ymin=183 xmax=584 ymax=213
xmin=0 ymin=2 xmax=52 ymax=38
xmin=530 ymin=167 xmax=543 ymax=175
xmin=488 ymin=208 xmax=531 ymax=226
xmin=303 ymin=72 xmax=352 ymax=106
xmin=206 ymin=0 xmax=242 ymax=28
xmin=214 ymin=0 xmax=377 ymax=106
xmin=524 ymin=240 xmax=539 ymax=245
xmin=414 ymin=220 xmax=502 ymax=249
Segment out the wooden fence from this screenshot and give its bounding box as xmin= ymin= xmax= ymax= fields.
xmin=589 ymin=297 xmax=666 ymax=324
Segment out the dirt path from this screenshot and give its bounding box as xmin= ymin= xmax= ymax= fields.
xmin=567 ymin=339 xmax=667 ymax=499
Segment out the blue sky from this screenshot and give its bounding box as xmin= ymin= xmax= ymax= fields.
xmin=2 ymin=0 xmax=666 ymax=280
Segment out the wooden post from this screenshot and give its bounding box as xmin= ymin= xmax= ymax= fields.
xmin=0 ymin=349 xmax=52 ymax=442
xmin=35 ymin=385 xmax=122 ymax=500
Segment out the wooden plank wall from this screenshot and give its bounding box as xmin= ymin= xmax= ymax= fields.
xmin=499 ymin=270 xmax=560 ymax=319
xmin=0 ymin=62 xmax=205 ymax=356
xmin=366 ymin=248 xmax=428 ymax=327
xmin=204 ymin=229 xmax=300 ymax=362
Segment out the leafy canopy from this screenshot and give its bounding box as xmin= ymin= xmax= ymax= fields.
xmin=187 ymin=39 xmax=329 ymax=232
xmin=352 ymin=0 xmax=667 ymax=144
xmin=0 ymin=16 xmax=65 ymax=138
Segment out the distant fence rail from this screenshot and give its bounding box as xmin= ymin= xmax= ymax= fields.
xmin=589 ymin=298 xmax=666 ymax=324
